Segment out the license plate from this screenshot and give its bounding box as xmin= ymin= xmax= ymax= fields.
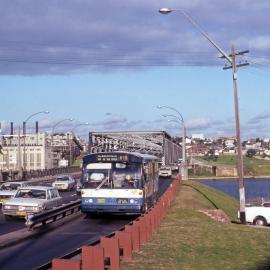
xmin=97 ymin=198 xmax=105 ymax=203
xmin=16 ymin=211 xmax=27 ymax=216
xmin=117 ymin=198 xmax=129 ymax=204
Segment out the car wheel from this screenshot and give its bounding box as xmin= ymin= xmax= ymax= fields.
xmin=253 ymin=217 xmax=267 ymax=226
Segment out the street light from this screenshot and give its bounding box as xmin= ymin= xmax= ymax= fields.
xmin=51 ymin=118 xmax=73 ymax=134
xmin=51 ymin=118 xmax=73 ymax=168
xmin=159 ymin=8 xmax=247 ymax=223
xmin=70 ymin=122 xmax=89 ymax=166
xmin=22 ymin=110 xmax=50 ymax=178
xmin=157 ymin=106 xmax=187 ymax=180
xmin=71 ymin=122 xmax=89 ymax=133
xmin=23 ymin=110 xmax=50 ymax=134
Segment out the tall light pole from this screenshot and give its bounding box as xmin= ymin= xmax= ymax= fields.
xmin=51 ymin=118 xmax=73 ymax=168
xmin=22 ymin=110 xmax=50 ymax=177
xmin=162 ymin=114 xmax=187 ymax=180
xmin=51 ymin=118 xmax=73 ymax=134
xmin=157 ymin=105 xmax=187 ymax=180
xmin=70 ymin=122 xmax=89 ymax=166
xmin=159 ymin=8 xmax=249 ymax=223
xmin=71 ymin=122 xmax=90 ymax=134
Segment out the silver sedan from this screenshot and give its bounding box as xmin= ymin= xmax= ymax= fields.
xmin=2 ymin=186 xmax=62 ymax=219
xmin=52 ymin=175 xmax=76 ymax=191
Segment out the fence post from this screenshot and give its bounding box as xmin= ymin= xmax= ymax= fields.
xmin=100 ymin=237 xmax=120 ymax=270
xmin=133 ymin=218 xmax=147 ymax=245
xmin=115 ymin=231 xmax=133 ymax=262
xmin=52 ymin=259 xmax=81 ymax=270
xmin=82 ymin=246 xmax=104 ymax=270
xmin=125 ymin=225 xmax=140 ymax=251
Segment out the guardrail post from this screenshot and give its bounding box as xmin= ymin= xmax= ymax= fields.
xmin=141 ymin=215 xmax=151 ymax=240
xmin=133 ymin=218 xmax=147 ymax=245
xmin=82 ymin=246 xmax=104 ymax=270
xmin=52 ymin=259 xmax=81 ymax=270
xmin=115 ymin=231 xmax=132 ymax=262
xmin=100 ymin=237 xmax=120 ymax=270
xmin=148 ymin=210 xmax=156 ymax=234
xmin=125 ymin=225 xmax=140 ymax=251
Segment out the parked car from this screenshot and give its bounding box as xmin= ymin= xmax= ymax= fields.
xmin=240 ymin=200 xmax=270 ymax=226
xmin=0 ymin=181 xmax=28 ymax=205
xmin=2 ymin=186 xmax=62 ymax=219
xmin=52 ymin=175 xmax=76 ymax=191
xmin=158 ymin=166 xmax=172 ymax=178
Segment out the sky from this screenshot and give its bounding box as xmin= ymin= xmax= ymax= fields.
xmin=0 ymin=0 xmax=270 ymax=139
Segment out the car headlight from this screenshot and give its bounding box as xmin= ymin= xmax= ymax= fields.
xmin=32 ymin=206 xmax=41 ymax=211
xmin=130 ymin=199 xmax=135 ymax=204
xmin=18 ymin=206 xmax=26 ymax=211
xmin=4 ymin=205 xmax=12 ymax=209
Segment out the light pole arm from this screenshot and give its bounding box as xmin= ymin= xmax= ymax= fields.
xmin=158 ymin=105 xmax=184 ymax=122
xmin=24 ymin=111 xmax=49 ymax=123
xmin=52 ymin=118 xmax=73 ymax=134
xmin=159 ymin=8 xmax=232 ymax=64
xmin=178 ymin=10 xmax=232 ymax=64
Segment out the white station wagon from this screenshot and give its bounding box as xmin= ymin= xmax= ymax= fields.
xmin=52 ymin=175 xmax=76 ymax=191
xmin=158 ymin=166 xmax=172 ymax=178
xmin=0 ymin=181 xmax=28 ymax=205
xmin=2 ymin=186 xmax=62 ymax=219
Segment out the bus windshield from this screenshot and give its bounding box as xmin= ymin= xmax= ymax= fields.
xmin=82 ymin=162 xmax=142 ymax=189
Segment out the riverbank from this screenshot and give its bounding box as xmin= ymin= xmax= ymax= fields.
xmin=192 ymin=155 xmax=270 ymax=177
xmin=121 ymin=181 xmax=270 ymax=270
xmin=189 ymin=175 xmax=270 ymax=180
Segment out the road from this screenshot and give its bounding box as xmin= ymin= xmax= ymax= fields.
xmin=0 ymin=190 xmax=79 ymax=236
xmin=0 ymin=178 xmax=172 ymax=270
xmin=0 ymin=176 xmax=81 ymax=236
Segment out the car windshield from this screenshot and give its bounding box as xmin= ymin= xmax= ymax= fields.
xmin=160 ymin=167 xmax=170 ymax=171
xmin=56 ymin=177 xmax=69 ymax=182
xmin=15 ymin=189 xmax=46 ymax=199
xmin=0 ymin=183 xmax=21 ymax=191
xmin=82 ymin=162 xmax=142 ymax=189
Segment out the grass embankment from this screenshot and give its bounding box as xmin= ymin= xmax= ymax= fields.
xmin=121 ymin=181 xmax=270 ymax=270
xmin=195 ymin=155 xmax=270 ymax=176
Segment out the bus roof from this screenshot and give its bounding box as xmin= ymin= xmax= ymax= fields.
xmin=83 ymin=152 xmax=158 ymax=164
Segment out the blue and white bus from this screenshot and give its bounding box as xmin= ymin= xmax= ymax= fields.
xmin=80 ymin=152 xmax=159 ymax=215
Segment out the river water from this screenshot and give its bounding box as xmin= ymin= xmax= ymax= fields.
xmin=199 ymin=178 xmax=270 ymax=201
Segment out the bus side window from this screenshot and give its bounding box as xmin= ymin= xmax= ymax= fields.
xmin=144 ymin=163 xmax=153 ymax=182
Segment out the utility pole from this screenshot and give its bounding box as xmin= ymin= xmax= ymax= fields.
xmin=18 ymin=126 xmax=23 ymax=179
xmin=69 ymin=133 xmax=73 ymax=167
xmin=223 ymin=46 xmax=249 ymax=224
xmin=159 ymin=7 xmax=249 ymax=223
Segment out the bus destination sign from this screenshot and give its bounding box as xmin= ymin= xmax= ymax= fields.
xmin=96 ymin=154 xmax=129 ymax=162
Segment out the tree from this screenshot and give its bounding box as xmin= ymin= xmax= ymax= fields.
xmin=204 ymin=149 xmax=218 ymax=162
xmin=246 ymin=149 xmax=256 ymax=158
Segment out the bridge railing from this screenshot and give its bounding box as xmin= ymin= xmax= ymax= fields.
xmin=25 ymin=166 xmax=80 ymax=180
